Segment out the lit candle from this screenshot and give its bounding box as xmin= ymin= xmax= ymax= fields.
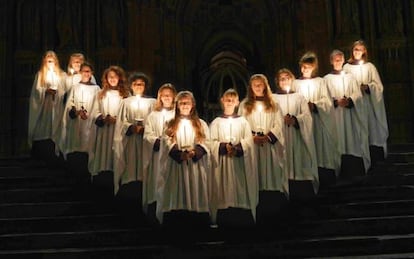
xmin=228 ymin=116 xmax=233 ymax=144
xmin=286 ymin=86 xmax=290 ymax=115
xmin=359 ymin=60 xmax=364 ymax=84
xmin=340 ymin=71 xmax=346 ymax=97
xmin=257 ymin=103 xmax=263 ymax=133
xmin=160 ymin=109 xmax=167 ymax=136
xmin=307 ymin=82 xmax=311 ymax=101
xmin=136 ymin=95 xmax=142 ymax=119
xmin=180 ymin=118 xmax=191 ymax=150
xmin=106 ymin=93 xmax=110 ymax=116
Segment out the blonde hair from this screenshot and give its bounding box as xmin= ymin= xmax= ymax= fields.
xmin=166 ymin=91 xmax=206 ymax=144
xmin=153 ymin=83 xmax=177 ymax=111
xmin=348 ymin=39 xmax=369 ymax=63
xmin=243 ymin=74 xmax=277 ymax=115
xmin=67 ymin=53 xmax=85 ymax=73
xmin=299 ymin=51 xmax=319 ymax=77
xmin=38 ymin=50 xmax=64 ymax=87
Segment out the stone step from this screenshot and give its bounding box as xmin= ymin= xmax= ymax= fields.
xmin=0 ymin=214 xmax=144 ymax=234
xmin=318 ymin=199 xmax=414 ymax=219
xmin=318 ymin=185 xmax=414 ymax=204
xmin=294 ymin=214 xmax=414 ymax=238
xmin=1 ymin=232 xmax=414 ymax=258
xmin=0 ymin=187 xmax=89 ymax=203
xmin=0 ymin=201 xmax=115 ymax=218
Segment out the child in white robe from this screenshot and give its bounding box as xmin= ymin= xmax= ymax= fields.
xmin=113 ymin=72 xmax=156 ymax=198
xmin=157 ymin=91 xmax=211 ymax=229
xmin=88 ymin=66 xmax=129 ymax=196
xmin=142 ymin=83 xmax=176 ymax=220
xmin=274 ymin=68 xmax=319 ymax=195
xmin=60 ymin=62 xmax=100 ymax=184
xmin=28 ymin=50 xmax=66 ymax=166
xmin=343 ymin=40 xmax=389 ymax=167
xmin=325 ymin=49 xmax=370 ymax=179
xmin=209 ymin=88 xmax=258 ymax=227
xmin=292 ymin=51 xmax=340 ymax=187
xmin=238 ymin=74 xmax=286 ymax=224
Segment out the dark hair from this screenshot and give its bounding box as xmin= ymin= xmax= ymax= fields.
xmin=128 ymin=72 xmax=151 ymax=89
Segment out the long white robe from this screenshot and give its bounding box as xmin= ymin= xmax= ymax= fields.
xmin=273 ymin=92 xmax=319 ymax=193
xmin=343 ymin=62 xmax=389 ymax=156
xmin=113 ymin=95 xmax=156 ymax=194
xmin=238 ymin=100 xmax=287 ymax=194
xmin=156 ymin=119 xmax=211 ymax=223
xmin=28 ymin=71 xmax=66 ymax=153
xmin=60 ymin=82 xmax=101 ymax=158
xmin=88 ymin=89 xmax=123 ymax=176
xmin=142 ymin=109 xmax=175 ymax=212
xmin=324 ymin=72 xmax=371 ymax=172
xmin=292 ymin=77 xmax=340 ymax=173
xmin=209 ymin=116 xmax=258 ymax=223
xmin=64 ymin=74 xmax=96 ymax=93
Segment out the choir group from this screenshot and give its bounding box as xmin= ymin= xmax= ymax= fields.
xmin=28 ymin=40 xmax=389 ymax=228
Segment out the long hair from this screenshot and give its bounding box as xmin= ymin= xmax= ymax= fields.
xmin=347 ymin=39 xmax=369 ymax=63
xmin=67 ymin=53 xmax=85 ymax=74
xmin=275 ymin=68 xmax=295 ymax=90
xmin=127 ymin=71 xmax=151 ymax=96
xmin=242 ymin=74 xmax=277 ymax=115
xmin=166 ymin=91 xmax=206 ymax=144
xmin=99 ymin=65 xmax=129 ymax=99
xmin=299 ymin=51 xmax=319 ymax=77
xmin=38 ymin=50 xmax=64 ymax=87
xmin=153 ymin=83 xmax=177 ymax=111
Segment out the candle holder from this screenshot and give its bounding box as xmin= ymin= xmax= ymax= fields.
xmin=135 ymin=118 xmax=144 ymax=126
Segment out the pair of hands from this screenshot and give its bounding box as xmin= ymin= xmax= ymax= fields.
xmin=336 ymin=97 xmax=351 ymax=108
xmin=253 ymin=134 xmax=269 ymax=145
xmin=104 ymin=114 xmax=117 ymax=125
xmin=180 ymin=149 xmax=196 ymax=161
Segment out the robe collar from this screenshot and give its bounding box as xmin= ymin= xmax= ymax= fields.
xmin=220 ymin=114 xmax=240 ymax=118
xmin=330 ymin=70 xmax=343 ymax=75
xmin=276 ymin=89 xmax=295 ymax=94
xmin=349 ymin=59 xmax=365 ymax=65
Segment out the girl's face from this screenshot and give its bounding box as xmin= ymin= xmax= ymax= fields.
xmin=107 ymin=71 xmax=120 ymax=87
xmin=131 ymin=79 xmax=145 ymax=96
xmin=46 ymin=58 xmax=55 ymax=71
xmin=160 ymin=88 xmax=175 ymax=108
xmin=177 ymin=96 xmax=193 ymax=116
xmin=251 ymin=79 xmax=265 ymax=97
xmin=221 ymin=95 xmax=239 ymax=114
xmin=71 ymin=57 xmax=83 ymax=72
xmin=278 ymin=72 xmax=292 ymax=91
xmin=353 ymin=44 xmax=366 ymax=60
xmin=331 ymin=54 xmax=344 ymax=71
xmin=301 ymin=63 xmax=314 ymax=78
xmin=80 ymin=66 xmax=92 ymax=82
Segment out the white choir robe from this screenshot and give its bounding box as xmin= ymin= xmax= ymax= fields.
xmin=88 ymin=89 xmax=123 ymax=176
xmin=324 ymin=72 xmax=371 ymax=172
xmin=59 ymin=82 xmax=101 ymax=159
xmin=113 ymin=95 xmax=156 ymax=194
xmin=273 ymin=92 xmax=319 ymax=193
xmin=156 ymin=119 xmax=211 ymax=224
xmin=209 ymin=116 xmax=258 ymax=223
xmin=142 ymin=109 xmax=175 ymax=212
xmin=292 ymin=77 xmax=341 ymax=173
xmin=64 ymin=73 xmax=97 ymax=93
xmin=238 ymin=100 xmax=287 ymax=194
xmin=343 ymin=62 xmax=389 ymax=156
xmin=28 ymin=71 xmax=67 ymax=154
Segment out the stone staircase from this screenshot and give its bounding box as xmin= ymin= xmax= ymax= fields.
xmin=1 ymin=144 xmax=414 ymax=258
